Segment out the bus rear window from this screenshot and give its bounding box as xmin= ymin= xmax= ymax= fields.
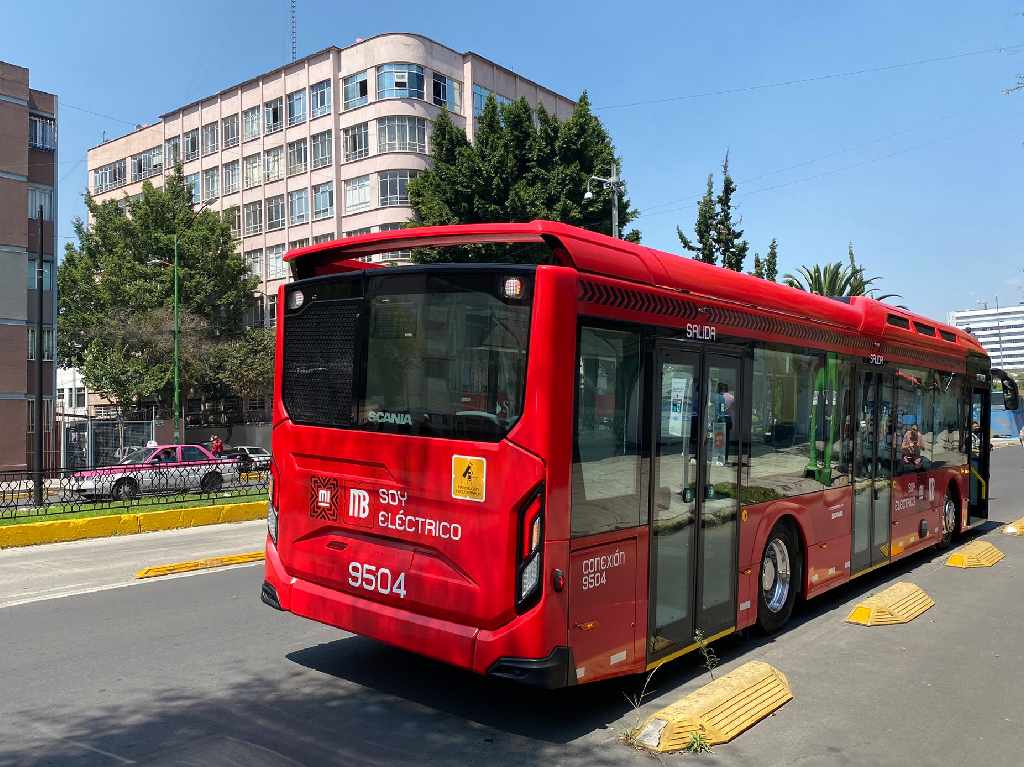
xmin=283 ymin=268 xmax=534 ymax=441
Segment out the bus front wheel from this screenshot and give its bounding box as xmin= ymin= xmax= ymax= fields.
xmin=757 ymin=522 xmax=801 ymax=634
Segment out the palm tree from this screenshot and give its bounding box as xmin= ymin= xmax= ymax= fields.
xmin=783 ymin=244 xmax=900 ymax=301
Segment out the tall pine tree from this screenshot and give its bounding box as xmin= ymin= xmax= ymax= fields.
xmin=677 ymin=175 xmax=717 ymax=264
xmin=765 ymin=238 xmax=778 ymax=281
xmin=714 ymin=153 xmax=749 ymax=272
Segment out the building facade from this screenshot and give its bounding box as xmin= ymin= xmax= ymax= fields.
xmin=0 ymin=61 xmax=57 ymax=470
xmin=948 ymin=303 xmax=1024 ymax=371
xmin=86 ymin=33 xmax=574 ymax=329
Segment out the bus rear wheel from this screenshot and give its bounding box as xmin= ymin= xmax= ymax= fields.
xmin=757 ymin=522 xmax=801 ymax=634
xmin=939 ymin=492 xmax=959 ymax=548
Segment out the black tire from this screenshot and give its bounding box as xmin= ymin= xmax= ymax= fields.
xmin=938 ymin=490 xmax=960 ymax=549
xmin=112 ymin=478 xmax=139 ymax=501
xmin=200 ymin=471 xmax=223 ymax=493
xmin=757 ymin=521 xmax=801 ymax=634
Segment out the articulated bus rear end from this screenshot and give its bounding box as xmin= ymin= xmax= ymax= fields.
xmin=262 ymin=227 xmax=581 ymax=687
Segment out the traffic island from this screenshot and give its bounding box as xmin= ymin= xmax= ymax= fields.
xmin=631 ymin=661 xmax=793 ymax=753
xmin=0 ymin=501 xmax=265 ymax=549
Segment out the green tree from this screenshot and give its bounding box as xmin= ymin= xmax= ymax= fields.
xmin=408 ymin=91 xmax=638 ymax=262
xmin=215 ymin=327 xmax=275 ymax=401
xmin=783 ymin=245 xmax=899 ymax=300
xmin=751 ymin=253 xmax=764 ymax=279
xmin=678 ymin=175 xmax=717 ymax=264
xmin=58 ymin=167 xmax=257 ymax=409
xmin=846 ymin=242 xmax=900 ymax=300
xmin=765 ymin=238 xmax=779 ymax=281
xmin=714 ymin=154 xmax=749 ymax=272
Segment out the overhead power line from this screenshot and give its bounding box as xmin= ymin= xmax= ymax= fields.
xmin=597 ymin=42 xmax=1024 ymax=110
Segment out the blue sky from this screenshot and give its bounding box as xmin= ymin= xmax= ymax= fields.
xmin=5 ymin=0 xmax=1023 ymax=320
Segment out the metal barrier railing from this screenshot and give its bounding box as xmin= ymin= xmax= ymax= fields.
xmin=0 ymin=458 xmax=268 ymax=520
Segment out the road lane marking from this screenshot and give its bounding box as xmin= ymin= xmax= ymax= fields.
xmin=135 ymin=551 xmax=264 ymax=579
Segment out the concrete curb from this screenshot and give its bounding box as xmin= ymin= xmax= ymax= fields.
xmin=0 ymin=501 xmax=266 ymax=549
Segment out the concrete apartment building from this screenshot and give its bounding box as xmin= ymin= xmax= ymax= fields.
xmin=87 ymin=32 xmax=574 ymax=328
xmin=949 ymin=303 xmax=1024 ymax=372
xmin=0 ymin=61 xmax=57 ymax=471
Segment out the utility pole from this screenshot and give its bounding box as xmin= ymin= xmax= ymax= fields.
xmin=33 ymin=205 xmax=44 ymax=506
xmin=584 ymin=161 xmax=624 ymax=239
xmin=173 ymin=233 xmax=181 ymax=442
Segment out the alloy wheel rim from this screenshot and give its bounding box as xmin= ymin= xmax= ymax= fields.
xmin=943 ymin=498 xmax=956 ymax=537
xmin=762 ymin=538 xmax=791 ymax=614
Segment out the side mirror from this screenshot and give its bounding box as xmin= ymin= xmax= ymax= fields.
xmin=992 ymin=368 xmax=1020 ymax=411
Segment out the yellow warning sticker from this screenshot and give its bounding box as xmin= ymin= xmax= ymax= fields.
xmin=452 ymin=455 xmax=486 ymax=502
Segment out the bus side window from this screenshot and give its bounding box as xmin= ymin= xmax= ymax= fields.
xmin=571 ymin=327 xmax=642 ymax=537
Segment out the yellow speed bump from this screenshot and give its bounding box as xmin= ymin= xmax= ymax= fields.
xmin=1001 ymin=517 xmax=1024 ymax=536
xmin=135 ymin=551 xmax=264 ymax=579
xmin=846 ymin=582 xmax=934 ymax=626
xmin=632 ymin=661 xmax=792 ymax=752
xmin=946 ymin=540 xmax=1004 ymax=568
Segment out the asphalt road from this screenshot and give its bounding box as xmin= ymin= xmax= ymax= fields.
xmin=2 ymin=449 xmax=1024 ymax=766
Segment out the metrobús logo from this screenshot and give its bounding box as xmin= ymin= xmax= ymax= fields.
xmin=309 ymin=476 xmax=339 ymax=521
xmin=367 ymin=410 xmax=412 ymax=425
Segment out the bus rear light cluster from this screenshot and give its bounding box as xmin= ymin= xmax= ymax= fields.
xmin=516 ymin=486 xmax=545 ymax=611
xmin=267 ymin=463 xmax=279 ymax=546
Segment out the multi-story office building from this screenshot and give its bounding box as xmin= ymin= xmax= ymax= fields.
xmin=948 ymin=303 xmax=1024 ymax=371
xmin=0 ymin=61 xmax=57 ymax=470
xmin=87 ymin=33 xmax=574 ymax=328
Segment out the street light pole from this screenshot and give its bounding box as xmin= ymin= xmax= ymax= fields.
xmin=584 ymin=161 xmax=624 ymax=239
xmin=173 ymin=233 xmax=181 ymax=442
xmin=33 ymin=204 xmax=44 ymax=505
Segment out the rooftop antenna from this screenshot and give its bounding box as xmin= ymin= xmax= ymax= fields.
xmin=290 ymin=0 xmax=297 ymax=62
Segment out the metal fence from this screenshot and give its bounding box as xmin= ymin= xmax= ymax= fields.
xmin=60 ymin=417 xmax=158 ymax=469
xmin=0 ymin=459 xmax=268 ymax=521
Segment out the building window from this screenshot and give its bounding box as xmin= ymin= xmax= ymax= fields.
xmin=244 ymin=248 xmax=263 ymax=278
xmin=571 ymin=326 xmax=642 ymax=536
xmin=377 ymin=63 xmax=424 ymax=100
xmin=26 ymin=260 xmax=52 ymax=290
xmin=342 ymin=123 xmax=369 ymax=162
xmin=472 ymin=84 xmax=512 ymax=117
xmin=28 ymin=115 xmax=57 ymax=150
xmin=288 ymin=238 xmax=309 ymax=250
xmin=264 ymin=97 xmax=283 ymax=134
xmin=379 ymin=170 xmax=418 ymax=207
xmin=267 ymin=294 xmax=278 ymax=327
xmin=242 ymin=153 xmax=262 ymax=189
xmin=202 ymin=122 xmax=219 ymax=156
xmin=263 ymin=146 xmax=284 ymax=182
xmin=243 ymin=106 xmax=261 ymax=141
xmin=343 ymin=71 xmax=369 ymax=110
xmin=311 ymin=130 xmax=332 ymax=169
xmin=130 ymin=146 xmax=162 ymax=182
xmin=202 ymin=167 xmax=219 ymax=201
xmin=344 ymin=175 xmax=370 ymax=213
xmin=243 ymin=201 xmax=262 ymax=235
xmin=432 ymin=73 xmax=462 ymax=113
xmin=313 ymin=181 xmax=334 ymax=220
xmin=93 ymin=159 xmax=126 ymax=193
xmin=266 ymin=244 xmax=287 ymax=279
xmin=286 ymin=139 xmax=308 ymax=176
xmin=266 ymin=194 xmax=286 ymax=231
xmin=184 ymin=173 xmax=200 ymax=204
xmin=376 ymin=222 xmax=411 ymax=261
xmin=312 ymin=232 xmax=334 ymax=244
xmin=222 ymin=160 xmax=240 ymax=194
xmin=378 ymin=116 xmax=427 ymax=153
xmin=165 ymin=137 xmax=180 ymax=166
xmin=310 ymin=79 xmax=331 ymax=118
xmin=224 ymin=205 xmax=240 ymax=237
xmin=287 ymin=89 xmax=306 ymax=126
xmin=222 ymin=114 xmax=239 ymax=148
xmin=183 ymin=128 xmax=200 ymax=161
xmin=27 ymin=187 xmax=52 ymax=220
xmin=27 ymin=327 xmax=54 ymax=361
xmin=345 ymin=227 xmax=371 ymax=237
xmin=76 ymin=387 xmax=86 ymax=408
xmin=288 ymin=188 xmax=309 ymax=224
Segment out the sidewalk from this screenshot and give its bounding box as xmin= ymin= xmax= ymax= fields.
xmin=0 ymin=520 xmax=266 ymax=609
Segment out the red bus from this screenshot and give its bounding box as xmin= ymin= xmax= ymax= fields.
xmin=262 ymin=221 xmax=1017 ymax=687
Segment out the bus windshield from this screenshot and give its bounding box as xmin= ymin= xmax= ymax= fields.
xmin=283 ymin=267 xmax=534 ymax=441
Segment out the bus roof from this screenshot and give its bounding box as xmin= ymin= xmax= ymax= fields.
xmin=286 ymin=221 xmax=984 ymax=358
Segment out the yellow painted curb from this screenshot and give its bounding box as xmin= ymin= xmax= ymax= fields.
xmin=846 ymin=582 xmax=934 ymax=626
xmin=136 ymin=551 xmax=264 ymax=579
xmin=946 ymin=540 xmax=1004 ymax=568
xmin=0 ymin=501 xmax=266 ymax=549
xmin=633 ymin=661 xmax=793 ymax=751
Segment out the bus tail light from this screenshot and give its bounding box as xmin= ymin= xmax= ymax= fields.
xmin=268 ymin=462 xmax=279 ymax=546
xmin=516 ymin=485 xmax=544 ymax=612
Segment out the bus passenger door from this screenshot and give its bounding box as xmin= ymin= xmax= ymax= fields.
xmin=851 ymin=370 xmax=894 ymax=574
xmin=968 ymin=385 xmax=990 ymax=522
xmin=647 ymin=345 xmax=741 ymax=664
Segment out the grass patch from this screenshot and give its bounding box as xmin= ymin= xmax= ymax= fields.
xmin=0 ymin=491 xmax=262 ymax=527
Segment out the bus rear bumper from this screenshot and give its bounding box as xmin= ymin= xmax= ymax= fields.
xmin=263 ymin=536 xmax=569 ymax=683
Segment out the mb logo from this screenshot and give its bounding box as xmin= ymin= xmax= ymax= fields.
xmin=308 ymin=476 xmax=339 ymax=521
xmin=349 ymin=488 xmax=369 ymax=519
